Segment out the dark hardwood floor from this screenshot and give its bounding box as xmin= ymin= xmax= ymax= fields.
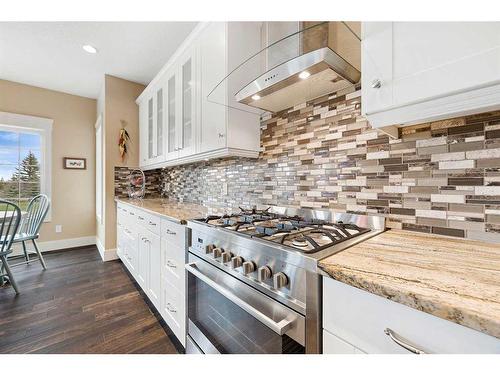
xmin=0 ymin=246 xmax=179 ymax=354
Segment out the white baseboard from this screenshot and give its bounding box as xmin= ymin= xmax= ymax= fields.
xmin=10 ymin=235 xmax=119 ymax=262
xmin=10 ymin=236 xmax=96 ymax=257
xmin=95 ymin=237 xmax=119 ymax=262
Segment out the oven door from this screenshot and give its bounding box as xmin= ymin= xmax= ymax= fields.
xmin=186 ymin=254 xmax=305 ymax=354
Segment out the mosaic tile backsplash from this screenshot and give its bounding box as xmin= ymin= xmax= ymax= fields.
xmin=115 ymin=89 xmax=500 ymax=242
xmin=114 ymin=167 xmax=162 ymax=199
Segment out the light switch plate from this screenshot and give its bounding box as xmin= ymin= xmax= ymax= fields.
xmin=55 ymin=225 xmax=62 ymax=233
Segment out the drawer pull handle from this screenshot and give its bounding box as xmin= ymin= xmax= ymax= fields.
xmin=149 ymin=221 xmax=157 ymax=226
xmin=166 ymin=229 xmax=177 ymax=235
xmin=166 ymin=260 xmax=177 ymax=269
xmin=384 ymin=328 xmax=427 ymax=354
xmin=138 ymin=216 xmax=145 ymax=220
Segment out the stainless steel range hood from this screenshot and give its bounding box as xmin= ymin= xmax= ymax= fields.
xmin=235 ymin=46 xmax=360 ymax=113
xmin=207 ymin=22 xmax=361 ymax=114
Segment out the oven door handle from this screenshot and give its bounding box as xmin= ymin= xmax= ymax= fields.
xmin=185 ymin=262 xmax=293 ymax=336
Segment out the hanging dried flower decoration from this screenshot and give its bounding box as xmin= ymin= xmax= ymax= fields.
xmin=118 ymin=120 xmax=131 ymax=162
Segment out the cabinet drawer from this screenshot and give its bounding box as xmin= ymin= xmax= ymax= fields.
xmin=323 ymin=329 xmax=363 ymax=354
xmin=161 ymin=277 xmax=185 ymax=346
xmin=323 ymin=277 xmax=500 ymax=354
xmin=135 ymin=210 xmax=149 ymax=227
xmin=161 ymin=239 xmax=185 ymax=293
xmin=160 ymin=218 xmax=186 ymax=247
xmin=145 ymin=212 xmax=161 ymax=234
xmin=125 ymin=207 xmax=139 ymax=227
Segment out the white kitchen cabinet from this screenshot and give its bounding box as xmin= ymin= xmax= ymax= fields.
xmin=165 ymin=70 xmax=179 ymax=161
xmin=162 ymin=276 xmax=185 ymax=346
xmin=362 ymin=22 xmax=500 ymax=129
xmin=323 ymin=277 xmax=500 ymax=354
xmin=116 ymin=202 xmax=188 ymax=347
xmin=198 ymin=22 xmax=262 ymax=156
xmin=138 ymin=83 xmax=166 ymax=166
xmin=137 ymin=22 xmax=261 ymax=170
xmin=177 ymin=46 xmax=198 ymax=158
xmin=159 ymin=218 xmax=187 ymax=347
xmin=136 ymin=228 xmax=161 ymax=308
xmin=137 ymin=230 xmax=150 ymax=290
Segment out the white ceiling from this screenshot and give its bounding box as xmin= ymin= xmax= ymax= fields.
xmin=0 ymin=22 xmax=198 ymax=98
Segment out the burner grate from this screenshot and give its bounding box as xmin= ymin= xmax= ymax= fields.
xmin=194 ymin=207 xmax=372 ymax=254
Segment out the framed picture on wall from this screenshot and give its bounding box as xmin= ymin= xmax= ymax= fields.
xmin=63 ymin=157 xmax=86 ymax=170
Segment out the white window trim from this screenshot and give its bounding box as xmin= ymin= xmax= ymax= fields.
xmin=0 ymin=111 xmax=53 ymax=221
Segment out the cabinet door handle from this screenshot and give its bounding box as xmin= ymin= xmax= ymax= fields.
xmin=166 ymin=260 xmax=177 ymax=269
xmin=166 ymin=303 xmax=177 ymax=313
xmin=384 ymin=328 xmax=427 ymax=354
xmin=371 ymin=78 xmax=382 ymax=89
xmin=165 ymin=229 xmax=177 ymax=235
xmin=138 ymin=216 xmax=145 ymax=221
xmin=218 ymin=133 xmax=225 ymax=138
xmin=149 ymin=221 xmax=157 ymax=226
xmin=129 ymin=212 xmax=135 ymax=216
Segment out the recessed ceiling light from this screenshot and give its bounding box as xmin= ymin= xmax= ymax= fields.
xmin=82 ymin=44 xmax=98 ymax=54
xmin=299 ymin=71 xmax=311 ymax=80
xmin=251 ymin=94 xmax=261 ymax=101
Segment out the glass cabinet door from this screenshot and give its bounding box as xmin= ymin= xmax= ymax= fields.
xmin=167 ymin=75 xmax=177 ymax=157
xmin=147 ymin=98 xmax=154 ymax=159
xmin=156 ymin=88 xmax=163 ymax=158
xmin=181 ymin=57 xmax=192 ymax=151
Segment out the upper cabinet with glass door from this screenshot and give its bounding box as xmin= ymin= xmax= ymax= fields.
xmin=137 ymin=22 xmax=261 ymax=170
xmin=177 ymin=46 xmax=198 ymax=158
xmin=139 ymin=80 xmax=166 ymax=167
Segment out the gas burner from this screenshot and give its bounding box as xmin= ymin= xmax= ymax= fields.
xmin=292 ymin=237 xmax=308 ymax=247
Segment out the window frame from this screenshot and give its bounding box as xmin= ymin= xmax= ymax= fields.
xmin=0 ymin=111 xmax=53 ymax=221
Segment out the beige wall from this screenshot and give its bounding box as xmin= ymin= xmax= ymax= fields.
xmin=0 ymin=79 xmax=97 ymax=242
xmin=97 ymin=75 xmax=144 ymax=252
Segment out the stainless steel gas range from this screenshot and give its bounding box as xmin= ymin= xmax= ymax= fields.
xmin=185 ymin=206 xmax=385 ymax=354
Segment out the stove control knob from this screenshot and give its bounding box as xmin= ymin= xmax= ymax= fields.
xmin=231 ymin=256 xmax=244 ymax=269
xmin=257 ymin=266 xmax=272 ymax=282
xmin=221 ymin=251 xmax=232 ymax=264
xmin=205 ymin=244 xmax=215 ymax=254
xmin=273 ymin=272 xmax=289 ymax=289
xmin=242 ymin=261 xmax=256 ymax=275
xmin=212 ymin=247 xmax=222 ymax=259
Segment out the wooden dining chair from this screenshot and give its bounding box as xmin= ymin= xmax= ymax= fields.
xmin=0 ymin=199 xmax=22 ymax=294
xmin=12 ymin=194 xmax=50 ymax=269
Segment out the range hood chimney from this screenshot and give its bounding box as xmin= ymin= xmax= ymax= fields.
xmin=235 ymin=22 xmax=361 ymax=113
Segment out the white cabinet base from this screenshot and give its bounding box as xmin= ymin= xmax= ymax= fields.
xmin=323 ymin=277 xmax=500 ymax=354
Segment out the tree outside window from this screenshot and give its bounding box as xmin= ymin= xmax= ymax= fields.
xmin=0 ymin=130 xmax=41 ymax=211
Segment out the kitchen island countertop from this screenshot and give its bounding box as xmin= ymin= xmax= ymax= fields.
xmin=319 ymin=229 xmax=500 ymax=339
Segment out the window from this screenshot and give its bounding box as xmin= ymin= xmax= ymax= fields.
xmin=0 ymin=112 xmax=52 ymax=218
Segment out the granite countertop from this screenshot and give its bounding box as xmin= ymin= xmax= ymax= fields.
xmin=115 ymin=198 xmax=227 ymax=224
xmin=319 ymin=229 xmax=500 ymax=339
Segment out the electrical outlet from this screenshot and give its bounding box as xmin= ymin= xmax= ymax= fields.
xmin=55 ymin=225 xmax=62 ymax=233
xmin=222 ymin=182 xmax=228 ymax=196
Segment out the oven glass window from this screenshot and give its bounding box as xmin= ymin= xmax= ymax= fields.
xmin=188 ymin=271 xmax=303 ymax=354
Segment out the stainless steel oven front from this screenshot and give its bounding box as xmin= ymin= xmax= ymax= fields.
xmin=185 ymin=253 xmax=305 ymax=354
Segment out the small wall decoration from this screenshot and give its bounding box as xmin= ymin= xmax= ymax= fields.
xmin=118 ymin=120 xmax=130 ymax=162
xmin=63 ymin=157 xmax=86 ymax=170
